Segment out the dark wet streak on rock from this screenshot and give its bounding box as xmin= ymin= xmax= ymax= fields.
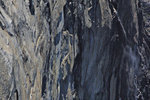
xmin=72 ymin=17 xmax=83 ymax=99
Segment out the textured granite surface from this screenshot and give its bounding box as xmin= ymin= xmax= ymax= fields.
xmin=0 ymin=0 xmax=150 ymax=100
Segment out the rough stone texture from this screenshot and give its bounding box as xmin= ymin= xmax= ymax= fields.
xmin=0 ymin=0 xmax=150 ymax=100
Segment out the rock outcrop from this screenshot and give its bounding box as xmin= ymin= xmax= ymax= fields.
xmin=0 ymin=0 xmax=150 ymax=100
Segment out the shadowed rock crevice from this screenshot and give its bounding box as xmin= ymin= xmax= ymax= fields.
xmin=29 ymin=0 xmax=35 ymax=15
xmin=14 ymin=89 xmax=19 ymax=100
xmin=41 ymin=75 xmax=47 ymax=97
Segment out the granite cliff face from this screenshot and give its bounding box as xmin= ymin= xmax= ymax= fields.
xmin=0 ymin=0 xmax=150 ymax=100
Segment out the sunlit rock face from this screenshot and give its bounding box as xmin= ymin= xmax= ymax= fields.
xmin=0 ymin=0 xmax=150 ymax=100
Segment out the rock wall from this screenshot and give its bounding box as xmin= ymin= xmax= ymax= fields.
xmin=0 ymin=0 xmax=150 ymax=100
